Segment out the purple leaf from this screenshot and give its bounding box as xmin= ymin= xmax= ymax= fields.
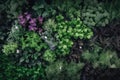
xmin=29 ymin=25 xmax=37 ymax=31
xmin=29 ymin=18 xmax=36 ymax=24
xmin=26 ymin=14 xmax=31 ymax=20
xmin=38 ymin=28 xmax=43 ymax=33
xmin=18 ymin=18 xmax=26 ymax=26
xmin=38 ymin=16 xmax=43 ymax=24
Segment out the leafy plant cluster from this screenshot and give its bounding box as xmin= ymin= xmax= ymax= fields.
xmin=53 ymin=14 xmax=93 ymax=55
xmin=104 ymin=0 xmax=120 ymax=20
xmin=0 ymin=57 xmax=45 ymax=80
xmin=45 ymin=60 xmax=84 ymax=80
xmin=81 ymin=0 xmax=110 ymax=27
xmin=0 ymin=0 xmax=27 ymax=20
xmin=2 ymin=42 xmax=18 ymax=55
xmin=82 ymin=44 xmax=120 ymax=68
xmin=1 ymin=0 xmax=120 ymax=80
xmin=18 ymin=12 xmax=44 ymax=32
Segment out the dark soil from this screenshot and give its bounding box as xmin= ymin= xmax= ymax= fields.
xmin=66 ymin=39 xmax=83 ymax=63
xmin=81 ymin=63 xmax=120 ymax=80
xmin=92 ymin=19 xmax=120 ymax=57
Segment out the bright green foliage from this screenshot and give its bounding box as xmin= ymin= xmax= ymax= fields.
xmin=54 ymin=15 xmax=93 ymax=55
xmin=45 ymin=60 xmax=84 ymax=80
xmin=20 ymin=31 xmax=47 ymax=52
xmin=82 ymin=0 xmax=110 ymax=27
xmin=82 ymin=45 xmax=120 ymax=68
xmin=2 ymin=42 xmax=18 ymax=55
xmin=43 ymin=49 xmax=56 ymax=63
xmin=16 ymin=31 xmax=49 ymax=67
xmin=56 ymin=38 xmax=73 ymax=55
xmin=55 ymin=15 xmax=93 ymax=39
xmin=32 ymin=0 xmax=93 ymax=56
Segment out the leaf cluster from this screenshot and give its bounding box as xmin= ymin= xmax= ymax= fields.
xmin=82 ymin=44 xmax=120 ymax=68
xmin=45 ymin=60 xmax=84 ymax=80
xmin=81 ymin=0 xmax=110 ymax=27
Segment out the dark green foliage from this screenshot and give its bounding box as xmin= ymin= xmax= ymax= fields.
xmin=93 ymin=19 xmax=120 ymax=52
xmin=1 ymin=0 xmax=120 ymax=80
xmin=32 ymin=0 xmax=56 ymax=18
xmin=0 ymin=0 xmax=27 ymax=20
xmin=45 ymin=60 xmax=84 ymax=80
xmin=52 ymin=0 xmax=82 ymax=19
xmin=32 ymin=0 xmax=82 ymax=19
xmin=82 ymin=44 xmax=120 ymax=68
xmin=104 ymin=0 xmax=120 ymax=20
xmin=81 ymin=0 xmax=110 ymax=27
xmin=0 ymin=56 xmax=45 ymax=80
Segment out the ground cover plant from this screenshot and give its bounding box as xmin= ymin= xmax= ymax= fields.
xmin=0 ymin=0 xmax=120 ymax=80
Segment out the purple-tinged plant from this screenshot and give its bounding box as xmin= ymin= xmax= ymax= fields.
xmin=26 ymin=14 xmax=31 ymax=20
xmin=29 ymin=18 xmax=36 ymax=24
xmin=30 ymin=23 xmax=37 ymax=27
xmin=18 ymin=14 xmax=23 ymax=19
xmin=18 ymin=18 xmax=26 ymax=26
xmin=18 ymin=12 xmax=44 ymax=33
xmin=38 ymin=28 xmax=43 ymax=33
xmin=29 ymin=25 xmax=37 ymax=31
xmin=38 ymin=16 xmax=43 ymax=24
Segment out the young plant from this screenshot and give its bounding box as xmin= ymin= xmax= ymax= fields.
xmin=2 ymin=42 xmax=18 ymax=55
xmin=42 ymin=49 xmax=56 ymax=63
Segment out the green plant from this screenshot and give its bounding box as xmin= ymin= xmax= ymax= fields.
xmin=64 ymin=62 xmax=84 ymax=80
xmin=45 ymin=60 xmax=64 ymax=80
xmin=82 ymin=44 xmax=120 ymax=68
xmin=13 ymin=31 xmax=49 ymax=67
xmin=2 ymin=42 xmax=18 ymax=55
xmin=41 ymin=19 xmax=57 ymax=50
xmin=81 ymin=0 xmax=110 ymax=27
xmin=0 ymin=61 xmax=45 ymax=80
xmin=32 ymin=0 xmax=56 ymax=18
xmin=0 ymin=0 xmax=27 ymax=21
xmin=6 ymin=0 xmax=26 ymax=19
xmin=52 ymin=0 xmax=82 ymax=19
xmin=45 ymin=60 xmax=84 ymax=80
xmin=42 ymin=49 xmax=56 ymax=63
xmin=54 ymin=15 xmax=93 ymax=55
xmin=20 ymin=31 xmax=47 ymax=51
xmin=7 ymin=21 xmax=24 ymax=42
xmin=104 ymin=0 xmax=120 ymax=20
